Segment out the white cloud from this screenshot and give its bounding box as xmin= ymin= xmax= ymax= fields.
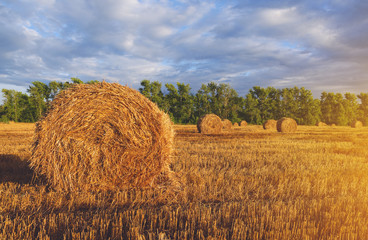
xmin=0 ymin=0 xmax=368 ymax=98
xmin=260 ymin=7 xmax=298 ymax=25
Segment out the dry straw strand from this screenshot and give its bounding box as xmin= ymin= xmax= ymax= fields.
xmin=277 ymin=117 xmax=297 ymax=133
xmin=30 ymin=82 xmax=174 ymax=192
xmin=197 ymin=114 xmax=222 ymax=134
xmin=240 ymin=120 xmax=247 ymax=127
xmin=351 ymin=120 xmax=363 ymax=128
xmin=222 ymin=119 xmax=232 ymax=130
xmin=316 ymin=122 xmax=327 ymax=127
xmin=263 ymin=119 xmax=277 ymax=130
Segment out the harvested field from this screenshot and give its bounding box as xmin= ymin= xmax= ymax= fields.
xmin=1 ymin=123 xmax=368 ymax=239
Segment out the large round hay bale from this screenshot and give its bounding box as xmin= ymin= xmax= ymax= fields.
xmin=197 ymin=114 xmax=222 ymax=134
xmin=263 ymin=119 xmax=277 ymax=130
xmin=240 ymin=120 xmax=247 ymax=127
xmin=222 ymin=119 xmax=232 ymax=130
xmin=351 ymin=120 xmax=363 ymax=128
xmin=30 ymin=82 xmax=174 ymax=192
xmin=277 ymin=117 xmax=297 ymax=133
xmin=316 ymin=122 xmax=327 ymax=127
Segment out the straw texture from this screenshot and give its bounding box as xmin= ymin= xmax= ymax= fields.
xmin=316 ymin=122 xmax=327 ymax=127
xmin=222 ymin=119 xmax=232 ymax=130
xmin=240 ymin=121 xmax=247 ymax=127
xmin=351 ymin=120 xmax=363 ymax=128
xmin=263 ymin=119 xmax=277 ymax=130
xmin=30 ymin=82 xmax=174 ymax=192
xmin=277 ymin=117 xmax=298 ymax=133
xmin=197 ymin=114 xmax=222 ymax=134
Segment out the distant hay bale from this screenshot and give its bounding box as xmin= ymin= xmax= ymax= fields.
xmin=263 ymin=119 xmax=277 ymax=130
xmin=197 ymin=114 xmax=222 ymax=134
xmin=233 ymin=122 xmax=239 ymax=127
xmin=316 ymin=122 xmax=327 ymax=127
xmin=240 ymin=121 xmax=247 ymax=127
xmin=222 ymin=119 xmax=232 ymax=130
xmin=331 ymin=123 xmax=336 ymax=127
xmin=30 ymin=82 xmax=174 ymax=192
xmin=351 ymin=120 xmax=363 ymax=128
xmin=277 ymin=117 xmax=297 ymax=133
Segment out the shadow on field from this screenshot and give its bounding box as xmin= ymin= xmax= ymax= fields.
xmin=0 ymin=154 xmax=35 ymax=184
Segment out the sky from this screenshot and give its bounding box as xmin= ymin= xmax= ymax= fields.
xmin=1 ymin=0 xmax=368 ymax=100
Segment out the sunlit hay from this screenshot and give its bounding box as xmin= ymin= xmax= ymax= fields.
xmin=263 ymin=119 xmax=277 ymax=130
xmin=197 ymin=114 xmax=222 ymax=134
xmin=30 ymin=82 xmax=174 ymax=192
xmin=316 ymin=122 xmax=327 ymax=127
xmin=240 ymin=120 xmax=247 ymax=127
xmin=222 ymin=119 xmax=232 ymax=130
xmin=277 ymin=117 xmax=297 ymax=133
xmin=233 ymin=122 xmax=239 ymax=127
xmin=351 ymin=120 xmax=363 ymax=128
xmin=331 ymin=123 xmax=336 ymax=127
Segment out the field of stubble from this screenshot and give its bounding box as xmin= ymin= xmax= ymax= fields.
xmin=1 ymin=122 xmax=368 ymax=239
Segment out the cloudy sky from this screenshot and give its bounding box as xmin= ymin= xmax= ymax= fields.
xmin=1 ymin=0 xmax=368 ymax=99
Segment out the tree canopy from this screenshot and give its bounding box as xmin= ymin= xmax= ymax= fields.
xmin=1 ymin=78 xmax=367 ymax=126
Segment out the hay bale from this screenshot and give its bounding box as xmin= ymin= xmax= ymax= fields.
xmin=240 ymin=121 xmax=247 ymax=127
xmin=197 ymin=114 xmax=222 ymax=134
xmin=351 ymin=120 xmax=363 ymax=128
xmin=222 ymin=119 xmax=232 ymax=130
xmin=316 ymin=122 xmax=327 ymax=127
xmin=331 ymin=123 xmax=336 ymax=127
xmin=263 ymin=119 xmax=277 ymax=130
xmin=276 ymin=117 xmax=297 ymax=133
xmin=233 ymin=122 xmax=239 ymax=127
xmin=30 ymin=82 xmax=174 ymax=192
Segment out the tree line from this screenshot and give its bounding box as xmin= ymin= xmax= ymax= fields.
xmin=1 ymin=78 xmax=368 ymax=126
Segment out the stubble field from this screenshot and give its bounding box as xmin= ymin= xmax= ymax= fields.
xmin=1 ymin=123 xmax=368 ymax=239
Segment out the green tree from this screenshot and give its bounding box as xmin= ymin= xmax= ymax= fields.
xmin=86 ymin=80 xmax=100 ymax=84
xmin=246 ymin=86 xmax=281 ymax=124
xmin=194 ymin=82 xmax=241 ymax=122
xmin=320 ymin=92 xmax=354 ymax=126
xmin=48 ymin=81 xmax=63 ymax=101
xmin=139 ymin=80 xmax=165 ymax=109
xmin=242 ymin=92 xmax=261 ymax=124
xmin=358 ymin=93 xmax=368 ymax=126
xmin=1 ymin=89 xmax=18 ymax=121
xmin=343 ymin=93 xmax=358 ymax=125
xmin=0 ymin=104 xmax=7 ymax=122
xmin=165 ymin=83 xmax=194 ymax=123
xmin=194 ymin=84 xmax=211 ymax=120
xmin=71 ymin=77 xmax=84 ymax=84
xmin=320 ymin=92 xmax=334 ymax=124
xmin=1 ymin=89 xmax=33 ymax=122
xmin=280 ymin=87 xmax=300 ymax=121
xmin=27 ymin=81 xmax=50 ymax=120
xmin=297 ymin=87 xmax=321 ymax=125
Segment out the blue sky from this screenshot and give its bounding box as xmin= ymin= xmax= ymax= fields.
xmin=1 ymin=0 xmax=368 ymax=100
